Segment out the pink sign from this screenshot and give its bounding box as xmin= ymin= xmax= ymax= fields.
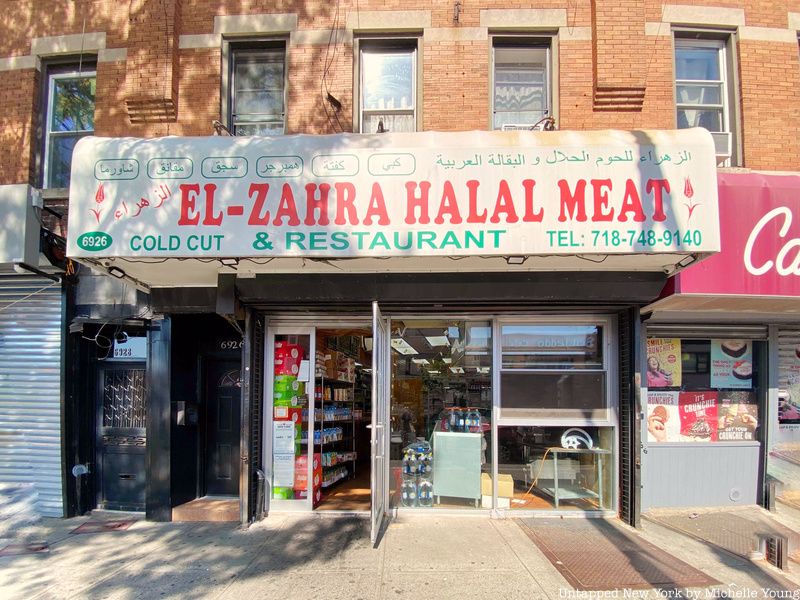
xmin=673 ymin=172 xmax=800 ymax=296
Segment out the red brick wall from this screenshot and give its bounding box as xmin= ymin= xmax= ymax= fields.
xmin=2 ymin=0 xmax=800 ymax=189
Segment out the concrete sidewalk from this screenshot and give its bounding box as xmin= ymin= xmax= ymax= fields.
xmin=0 ymin=512 xmax=797 ymax=599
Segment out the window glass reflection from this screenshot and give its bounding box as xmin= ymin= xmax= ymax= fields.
xmin=389 ymin=320 xmax=492 ymax=509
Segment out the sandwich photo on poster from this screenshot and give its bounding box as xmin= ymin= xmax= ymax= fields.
xmin=710 ymin=340 xmax=752 ymax=389
xmin=646 ymin=391 xmax=680 ymax=442
xmin=717 ymin=391 xmax=759 ymax=441
xmin=646 ymin=338 xmax=682 ymax=388
xmin=679 ymin=391 xmax=718 ymax=442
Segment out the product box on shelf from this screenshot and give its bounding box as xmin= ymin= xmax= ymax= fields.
xmin=274 ymin=376 xmax=304 ymax=395
xmin=295 ymin=486 xmax=322 ymax=506
xmin=274 ymin=406 xmax=302 ymax=424
xmin=294 ymin=453 xmax=322 ymax=491
xmin=272 ymin=486 xmax=294 ymax=500
xmin=324 ymin=350 xmax=339 ymax=380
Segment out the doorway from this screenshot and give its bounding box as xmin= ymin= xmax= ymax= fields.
xmin=204 ymin=359 xmax=241 ymax=496
xmin=265 ymin=322 xmax=375 ymax=513
xmin=95 ymin=364 xmax=147 ymax=511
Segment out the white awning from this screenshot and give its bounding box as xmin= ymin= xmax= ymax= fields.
xmin=66 ymin=128 xmax=719 ymax=288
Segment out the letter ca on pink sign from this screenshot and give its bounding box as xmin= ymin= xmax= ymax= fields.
xmin=744 ymin=206 xmax=800 ymax=276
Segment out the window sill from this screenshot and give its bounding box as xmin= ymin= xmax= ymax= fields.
xmin=41 ymin=187 xmax=69 ymax=200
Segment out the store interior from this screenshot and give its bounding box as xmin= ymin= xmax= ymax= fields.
xmin=271 ymin=320 xmax=612 ymax=512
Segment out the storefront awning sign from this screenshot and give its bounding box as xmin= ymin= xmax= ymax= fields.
xmin=66 ymin=129 xmax=719 ymax=265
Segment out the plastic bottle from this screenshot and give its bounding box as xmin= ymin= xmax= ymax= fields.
xmin=417 ymin=477 xmax=433 ymax=507
xmin=468 ymin=409 xmax=481 ymax=432
xmin=448 ymin=409 xmax=458 ymax=432
xmin=400 ymin=477 xmax=418 ymax=507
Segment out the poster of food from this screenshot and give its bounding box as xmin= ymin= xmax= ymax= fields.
xmin=679 ymin=391 xmax=718 ymax=442
xmin=646 ymin=338 xmax=682 ymax=388
xmin=717 ymin=391 xmax=759 ymax=441
xmin=780 ymin=344 xmax=800 ymax=425
xmin=710 ymin=340 xmax=752 ymax=389
xmin=646 ymin=391 xmax=681 ymax=442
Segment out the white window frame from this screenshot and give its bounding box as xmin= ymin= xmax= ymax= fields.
xmin=674 ymin=36 xmax=733 ymax=165
xmin=228 ymin=46 xmax=286 ymax=136
xmin=358 ymin=43 xmax=418 ymax=134
xmin=491 ymin=40 xmax=552 ymax=130
xmin=43 ymin=69 xmax=96 ymax=189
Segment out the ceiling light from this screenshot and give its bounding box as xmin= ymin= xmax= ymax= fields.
xmin=220 ymin=258 xmax=239 ymax=267
xmin=425 ymin=335 xmax=450 ymax=347
xmin=442 ymin=357 xmax=452 ymax=364
xmin=427 ymin=370 xmax=440 ymax=374
xmin=108 ymin=266 xmax=126 ymax=279
xmin=506 ymin=256 xmax=527 ymax=265
xmin=449 ymin=366 xmax=465 ymax=374
xmin=411 ymin=358 xmax=430 ymax=365
xmin=391 ymin=338 xmax=418 ymax=355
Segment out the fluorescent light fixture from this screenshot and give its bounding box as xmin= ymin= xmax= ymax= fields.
xmin=476 ymin=367 xmax=491 ymax=374
xmin=506 ymin=256 xmax=527 ymax=265
xmin=220 ymin=257 xmax=239 ymax=267
xmin=427 ymin=370 xmax=440 ymax=374
xmin=411 ymin=358 xmax=430 ymax=365
xmin=442 ymin=357 xmax=452 ymax=364
xmin=108 ymin=266 xmax=126 ymax=279
xmin=391 ymin=338 xmax=419 ymax=355
xmin=449 ymin=366 xmax=465 ymax=374
xmin=425 ymin=335 xmax=450 ymax=347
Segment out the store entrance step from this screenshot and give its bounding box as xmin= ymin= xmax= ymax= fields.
xmin=516 ymin=517 xmax=718 ymax=591
xmin=172 ymin=497 xmax=239 ymax=522
xmin=645 ymin=506 xmax=800 ymax=565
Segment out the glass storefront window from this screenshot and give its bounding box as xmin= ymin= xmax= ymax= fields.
xmin=271 ymin=334 xmax=314 ymax=504
xmin=645 ymin=338 xmax=763 ymax=444
xmin=500 ymin=324 xmax=607 ymax=420
xmin=497 ymin=426 xmax=614 ymax=510
xmin=389 ymin=320 xmax=492 ymax=509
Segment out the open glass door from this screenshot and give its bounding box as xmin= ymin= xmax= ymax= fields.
xmin=371 ymin=301 xmax=391 ymax=544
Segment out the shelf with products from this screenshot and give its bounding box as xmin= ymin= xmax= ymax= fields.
xmin=314 ymin=345 xmax=359 ymax=490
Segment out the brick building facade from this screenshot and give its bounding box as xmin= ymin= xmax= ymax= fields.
xmin=1 ymin=2 xmax=799 ymax=524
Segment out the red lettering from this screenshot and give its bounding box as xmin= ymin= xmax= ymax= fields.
xmin=202 ymin=183 xmax=223 ymax=226
xmin=591 ymin=179 xmax=614 ymax=222
xmin=304 ymin=183 xmax=330 ymax=226
xmin=334 ymin=182 xmax=358 ymax=226
xmin=618 ymin=179 xmax=646 ymax=222
xmin=522 ymin=179 xmax=542 ymax=222
xmin=178 ymin=183 xmax=200 ymax=226
xmin=405 ymin=181 xmax=431 ymax=225
xmin=247 ymin=183 xmax=270 ymax=226
xmin=434 ymin=181 xmax=463 ymax=225
xmin=272 ymin=183 xmax=301 ymax=226
xmin=490 ymin=180 xmax=519 ymax=224
xmin=558 ymin=179 xmax=587 ymax=222
xmin=466 ymin=180 xmax=486 ymax=224
xmin=647 ymin=179 xmax=670 ymax=222
xmin=364 ymin=183 xmax=390 ymax=226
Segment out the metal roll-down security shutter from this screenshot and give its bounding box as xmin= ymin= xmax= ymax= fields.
xmin=0 ymin=275 xmax=63 ymax=517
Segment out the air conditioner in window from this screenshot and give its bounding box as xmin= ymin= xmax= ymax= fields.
xmin=710 ymin=131 xmax=732 ymax=164
xmin=501 ymin=124 xmax=535 ymax=131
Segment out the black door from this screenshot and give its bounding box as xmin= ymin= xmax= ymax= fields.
xmin=96 ymin=366 xmax=147 ymax=511
xmin=205 ymin=360 xmax=242 ymax=496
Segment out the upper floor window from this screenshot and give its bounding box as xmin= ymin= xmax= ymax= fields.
xmin=359 ymin=43 xmax=417 ymax=133
xmin=492 ymin=41 xmax=550 ymax=130
xmin=44 ymin=68 xmax=95 ymax=188
xmin=230 ymin=47 xmax=285 ymax=136
xmin=674 ymin=37 xmax=735 ymax=164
